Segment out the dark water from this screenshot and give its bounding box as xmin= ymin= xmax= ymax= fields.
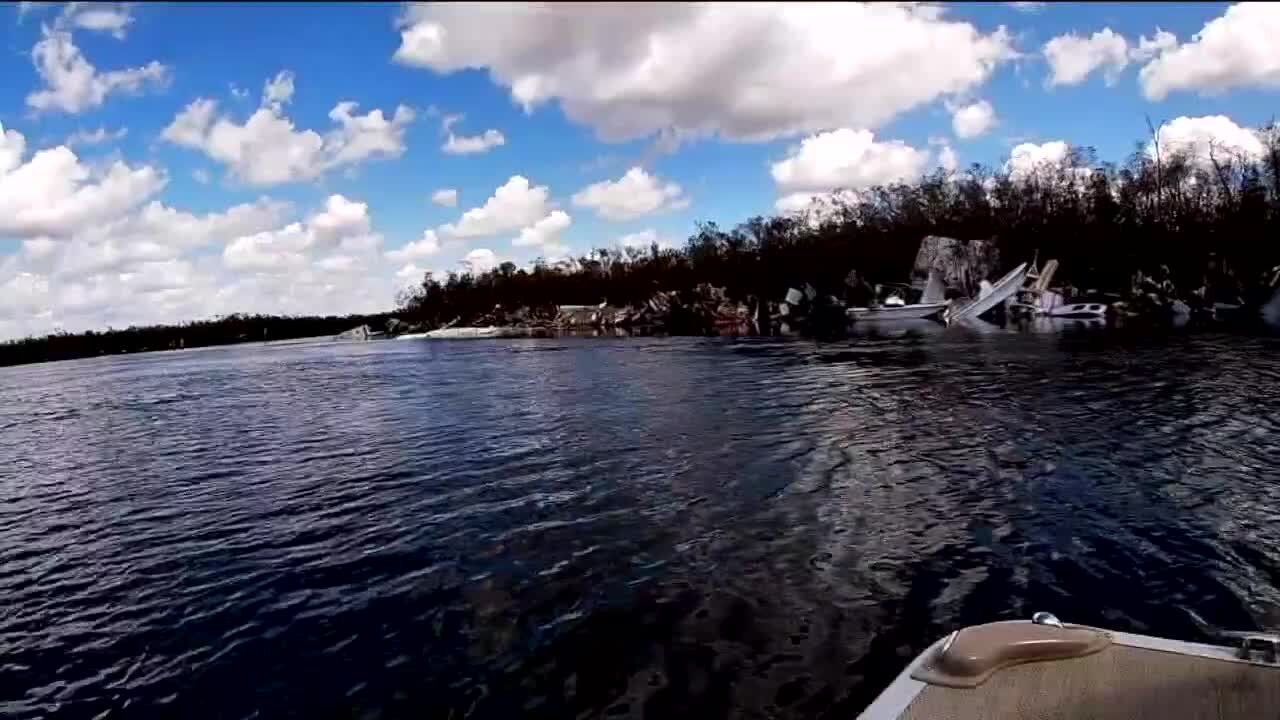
xmin=3 ymin=327 xmax=1280 ymax=719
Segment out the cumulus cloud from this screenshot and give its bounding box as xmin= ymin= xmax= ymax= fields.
xmin=59 ymin=2 xmax=134 ymax=39
xmin=207 ymin=194 xmax=393 ymax=327
xmin=395 ymin=262 xmax=430 ymax=287
xmin=770 ymin=128 xmax=930 ymax=211
xmin=393 ymin=2 xmax=1013 ymax=142
xmin=1148 ymin=115 xmax=1266 ymax=166
xmin=161 ymin=74 xmax=415 ymax=186
xmin=1130 ymin=29 xmax=1178 ymax=64
xmin=512 ymin=210 xmax=571 ymax=249
xmin=439 ymin=175 xmax=551 ymax=239
xmin=431 ymin=188 xmax=458 ymax=207
xmin=262 ymin=70 xmax=295 ymax=109
xmin=617 ymin=228 xmax=677 ymax=252
xmin=0 ymin=130 xmax=342 ymax=338
xmin=950 ymin=100 xmax=997 ymax=139
xmin=443 ymin=128 xmax=505 ymax=155
xmin=26 ymin=27 xmax=169 ymax=114
xmin=65 ymin=126 xmax=128 ymax=147
xmin=1043 ymin=27 xmax=1130 ymax=87
xmin=1138 ymin=4 xmax=1280 ymax=100
xmin=0 ymin=122 xmax=165 ymax=238
xmin=1004 ymin=140 xmax=1072 ymax=181
xmin=939 ymin=144 xmax=959 ymax=174
xmin=385 ymin=230 xmax=442 ymax=263
xmin=571 ymin=167 xmax=688 ymax=221
xmin=462 ymin=248 xmax=499 ymax=274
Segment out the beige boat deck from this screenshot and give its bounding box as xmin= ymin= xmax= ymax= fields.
xmin=899 ymin=642 xmax=1280 ymax=720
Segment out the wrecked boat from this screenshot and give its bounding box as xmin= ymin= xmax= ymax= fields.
xmin=1046 ymin=302 xmax=1109 ymax=320
xmin=396 ymin=326 xmax=516 ymax=340
xmin=848 ymin=273 xmax=949 ymax=322
xmin=848 ymin=302 xmax=949 ymax=322
xmin=944 ymin=263 xmax=1029 ymax=325
xmin=858 ymin=612 xmax=1280 ymax=720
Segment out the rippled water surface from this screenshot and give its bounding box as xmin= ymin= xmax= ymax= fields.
xmin=4 ymin=328 xmax=1280 ymax=719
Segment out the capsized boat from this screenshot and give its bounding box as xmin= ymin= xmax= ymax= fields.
xmin=858 ymin=612 xmax=1280 ymax=720
xmin=944 ymin=263 xmax=1029 ymax=325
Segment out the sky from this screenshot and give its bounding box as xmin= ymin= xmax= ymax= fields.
xmin=1 ymin=1 xmax=1278 ymax=340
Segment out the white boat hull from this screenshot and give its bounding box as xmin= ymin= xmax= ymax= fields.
xmin=426 ymin=326 xmax=502 ymax=339
xmin=944 ymin=263 xmax=1030 ymax=325
xmin=397 ymin=326 xmax=517 ymax=340
xmin=1046 ymin=302 xmax=1108 ymax=319
xmin=847 ymin=302 xmax=948 ymax=321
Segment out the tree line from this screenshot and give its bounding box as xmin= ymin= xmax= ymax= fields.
xmin=0 ymin=313 xmax=395 ymax=368
xmin=398 ymin=124 xmax=1280 ymax=324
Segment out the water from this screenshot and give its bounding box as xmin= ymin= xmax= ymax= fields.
xmin=3 ymin=327 xmax=1280 ymax=719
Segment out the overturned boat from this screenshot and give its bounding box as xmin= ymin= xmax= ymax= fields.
xmin=858 ymin=612 xmax=1280 ymax=719
xmin=944 ymin=263 xmax=1030 ymax=325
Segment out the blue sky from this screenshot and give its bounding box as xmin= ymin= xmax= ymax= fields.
xmin=1 ymin=1 xmax=1277 ymax=339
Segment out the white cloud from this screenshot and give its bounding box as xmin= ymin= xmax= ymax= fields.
xmin=222 ymin=194 xmax=381 ymax=274
xmin=1043 ymin=27 xmax=1130 ymax=87
xmin=0 ymin=273 xmax=51 ymax=321
xmin=1148 ymin=115 xmax=1266 ymax=166
xmin=26 ymin=27 xmax=169 ymax=114
xmin=16 ymin=2 xmax=47 ymax=20
xmin=23 ymin=237 xmax=58 ymax=261
xmin=462 ymin=248 xmax=499 ymax=274
xmin=617 ymin=228 xmax=677 ymax=252
xmin=309 ymin=194 xmax=374 ymax=248
xmin=771 ymin=128 xmax=929 ymax=208
xmin=393 ymin=3 xmax=1013 ymax=142
xmin=60 ymin=2 xmax=134 ymax=39
xmin=162 ymin=81 xmax=415 ymax=186
xmin=192 ymin=168 xmax=211 ymax=185
xmin=939 ymin=144 xmax=959 ymax=173
xmin=385 ymin=230 xmax=442 ymax=263
xmin=51 ymin=197 xmax=291 ymax=277
xmin=1138 ymin=4 xmax=1280 ymax=100
xmin=65 ymin=126 xmax=128 ymax=147
xmin=1130 ymin=29 xmax=1178 ymax=63
xmin=512 ymin=210 xmax=571 ymax=248
xmin=0 ymin=122 xmax=165 ymax=239
xmin=262 ymin=70 xmax=296 ymax=109
xmin=1007 ymin=2 xmax=1045 ymax=12
xmin=442 ymin=128 xmax=505 ymax=155
xmin=0 ymin=187 xmax=408 ymax=340
xmin=395 ymin=262 xmax=429 ymax=287
xmin=571 ymin=167 xmax=688 ymax=221
xmin=950 ymin=100 xmax=996 ymax=139
xmin=1005 ymin=140 xmax=1071 ymax=181
xmin=439 ymin=175 xmax=551 ymax=239
xmin=230 ymin=83 xmax=250 ymax=100
xmin=431 ymin=188 xmax=458 ymax=207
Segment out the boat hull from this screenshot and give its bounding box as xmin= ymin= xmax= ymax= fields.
xmin=847 ymin=302 xmax=948 ymax=321
xmin=858 ymin=619 xmax=1280 ymax=720
xmin=1046 ymin=302 xmax=1108 ymax=319
xmin=944 ymin=263 xmax=1030 ymax=325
